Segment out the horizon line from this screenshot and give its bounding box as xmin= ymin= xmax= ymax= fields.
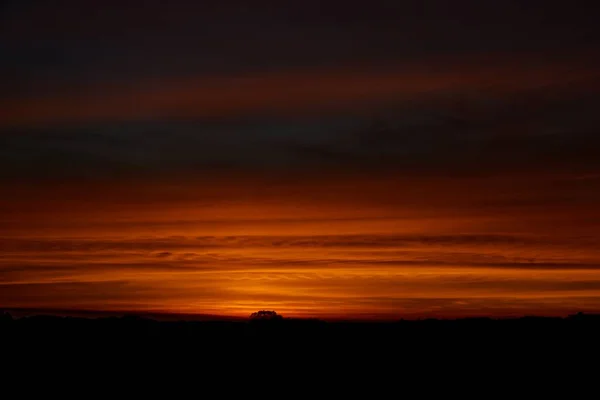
xmin=2 ymin=307 xmax=597 ymax=323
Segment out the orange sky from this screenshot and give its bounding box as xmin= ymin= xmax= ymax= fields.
xmin=2 ymin=172 xmax=600 ymax=320
xmin=2 ymin=0 xmax=600 ymax=321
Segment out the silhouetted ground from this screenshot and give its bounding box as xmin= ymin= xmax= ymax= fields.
xmin=3 ymin=311 xmax=599 ymax=387
xmin=3 ymin=311 xmax=600 ymax=355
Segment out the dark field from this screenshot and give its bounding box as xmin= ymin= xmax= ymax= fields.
xmin=4 ymin=311 xmax=600 ymax=355
xmin=5 ymin=311 xmax=598 ymax=387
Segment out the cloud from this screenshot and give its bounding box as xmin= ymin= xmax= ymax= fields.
xmin=1 ymin=232 xmax=599 ymax=280
xmin=0 ymin=233 xmax=583 ymax=252
xmin=1 ymin=63 xmax=598 ymax=182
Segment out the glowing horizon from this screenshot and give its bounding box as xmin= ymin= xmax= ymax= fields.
xmin=2 ymin=173 xmax=599 ymax=320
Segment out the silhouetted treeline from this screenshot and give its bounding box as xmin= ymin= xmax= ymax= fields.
xmin=3 ymin=311 xmax=600 ymax=352
xmin=4 ymin=311 xmax=600 ymax=382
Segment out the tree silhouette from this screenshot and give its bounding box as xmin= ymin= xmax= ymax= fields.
xmin=249 ymin=310 xmax=283 ymax=321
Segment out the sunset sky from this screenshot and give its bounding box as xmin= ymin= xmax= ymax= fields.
xmin=1 ymin=0 xmax=600 ymax=320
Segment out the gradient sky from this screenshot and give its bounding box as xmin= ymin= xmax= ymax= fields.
xmin=1 ymin=0 xmax=600 ymax=319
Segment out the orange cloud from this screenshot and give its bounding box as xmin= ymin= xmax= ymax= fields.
xmin=1 ymin=171 xmax=599 ymax=319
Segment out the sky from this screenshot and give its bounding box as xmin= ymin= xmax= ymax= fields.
xmin=1 ymin=0 xmax=600 ymax=320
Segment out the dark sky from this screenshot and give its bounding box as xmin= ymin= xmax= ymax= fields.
xmin=1 ymin=0 xmax=599 ymax=180
xmin=2 ymin=1 xmax=600 ymax=319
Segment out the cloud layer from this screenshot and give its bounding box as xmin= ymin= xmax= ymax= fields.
xmin=1 ymin=0 xmax=600 ymax=318
xmin=1 ymin=172 xmax=600 ymax=319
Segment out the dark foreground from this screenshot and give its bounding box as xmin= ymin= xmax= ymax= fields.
xmin=3 ymin=311 xmax=599 ymax=386
xmin=3 ymin=311 xmax=600 ymax=354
